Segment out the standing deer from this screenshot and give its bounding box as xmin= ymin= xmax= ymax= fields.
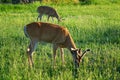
xmin=24 ymin=22 xmax=90 ymax=69
xmin=37 ymin=6 xmax=61 ymax=22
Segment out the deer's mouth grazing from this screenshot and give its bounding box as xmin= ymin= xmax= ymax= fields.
xmin=71 ymin=48 xmax=90 ymax=68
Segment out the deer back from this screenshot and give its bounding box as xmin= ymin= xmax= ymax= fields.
xmin=37 ymin=6 xmax=56 ymax=15
xmin=25 ymin=22 xmax=69 ymax=44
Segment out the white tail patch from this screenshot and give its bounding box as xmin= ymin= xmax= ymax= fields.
xmin=27 ymin=48 xmax=30 ymax=52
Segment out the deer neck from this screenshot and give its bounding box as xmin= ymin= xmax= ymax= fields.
xmin=65 ymin=34 xmax=76 ymax=50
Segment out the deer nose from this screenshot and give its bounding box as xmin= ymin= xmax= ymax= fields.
xmin=86 ymin=49 xmax=90 ymax=51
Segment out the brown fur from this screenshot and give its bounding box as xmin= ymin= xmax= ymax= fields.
xmin=37 ymin=6 xmax=60 ymax=22
xmin=24 ymin=22 xmax=90 ymax=69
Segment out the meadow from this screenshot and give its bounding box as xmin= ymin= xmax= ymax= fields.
xmin=0 ymin=2 xmax=120 ymax=80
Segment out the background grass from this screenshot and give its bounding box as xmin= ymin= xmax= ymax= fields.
xmin=0 ymin=2 xmax=120 ymax=80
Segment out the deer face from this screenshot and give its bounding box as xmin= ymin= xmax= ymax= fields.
xmin=71 ymin=48 xmax=82 ymax=68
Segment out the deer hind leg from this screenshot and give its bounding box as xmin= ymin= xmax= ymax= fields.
xmin=37 ymin=15 xmax=40 ymax=21
xmin=27 ymin=40 xmax=38 ymax=67
xmin=37 ymin=14 xmax=42 ymax=21
xmin=39 ymin=14 xmax=43 ymax=21
xmin=53 ymin=44 xmax=58 ymax=68
xmin=60 ymin=48 xmax=65 ymax=66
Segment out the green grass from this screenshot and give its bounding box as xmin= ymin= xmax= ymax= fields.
xmin=0 ymin=3 xmax=120 ymax=80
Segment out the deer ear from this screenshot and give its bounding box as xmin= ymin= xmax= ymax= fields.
xmin=71 ymin=48 xmax=78 ymax=52
xmin=71 ymin=48 xmax=76 ymax=51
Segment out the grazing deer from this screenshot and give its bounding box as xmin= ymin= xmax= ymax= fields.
xmin=37 ymin=6 xmax=61 ymax=22
xmin=24 ymin=22 xmax=90 ymax=69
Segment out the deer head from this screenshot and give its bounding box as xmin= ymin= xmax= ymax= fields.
xmin=71 ymin=48 xmax=90 ymax=68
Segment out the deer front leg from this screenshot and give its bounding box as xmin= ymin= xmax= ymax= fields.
xmin=53 ymin=44 xmax=58 ymax=68
xmin=52 ymin=17 xmax=54 ymax=22
xmin=47 ymin=15 xmax=50 ymax=21
xmin=60 ymin=48 xmax=65 ymax=66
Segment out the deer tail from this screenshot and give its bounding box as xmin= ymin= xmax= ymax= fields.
xmin=24 ymin=25 xmax=29 ymax=38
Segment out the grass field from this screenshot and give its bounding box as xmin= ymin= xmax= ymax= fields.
xmin=0 ymin=3 xmax=120 ymax=80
